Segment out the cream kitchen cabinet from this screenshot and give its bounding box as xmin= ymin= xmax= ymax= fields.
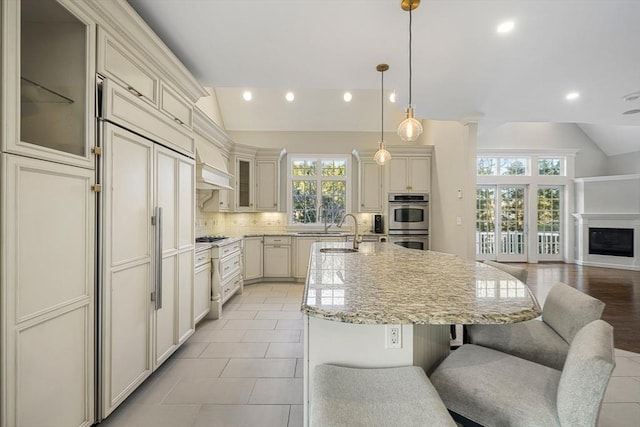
xmin=387 ymin=156 xmax=431 ymax=194
xmin=256 ymin=159 xmax=279 ymax=211
xmin=194 ymin=247 xmax=212 ymax=323
xmin=234 ymin=156 xmax=254 ymax=211
xmin=1 ymin=1 xmax=98 ymax=426
xmin=100 ymin=120 xmax=195 ymax=417
xmin=294 ymin=235 xmax=346 ymax=280
xmin=210 ymin=238 xmax=243 ymax=318
xmin=264 ymin=236 xmax=292 ymax=278
xmin=359 ymin=159 xmax=384 ymax=212
xmin=243 ymin=236 xmax=264 ymax=283
xmin=97 ymin=28 xmax=159 ymax=106
xmin=1 ymin=154 xmax=96 ymax=427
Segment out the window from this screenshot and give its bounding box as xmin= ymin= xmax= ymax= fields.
xmin=477 ymin=156 xmax=528 ymax=176
xmin=478 ymin=155 xmax=566 ymax=177
xmin=290 ymin=156 xmax=349 ymax=225
xmin=538 ymin=158 xmax=562 ymax=176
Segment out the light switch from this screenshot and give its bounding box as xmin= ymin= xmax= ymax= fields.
xmin=456 ymin=217 xmax=462 ymax=225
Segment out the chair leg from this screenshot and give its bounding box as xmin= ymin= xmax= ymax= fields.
xmin=448 ymin=410 xmax=485 ymax=427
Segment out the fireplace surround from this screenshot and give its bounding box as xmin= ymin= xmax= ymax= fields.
xmin=573 ymin=174 xmax=640 ymax=271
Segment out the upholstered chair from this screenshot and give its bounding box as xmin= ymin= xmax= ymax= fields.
xmin=466 ymin=281 xmax=605 ymax=370
xmin=312 ymin=365 xmax=457 ymax=427
xmin=431 ymin=319 xmax=615 ymax=427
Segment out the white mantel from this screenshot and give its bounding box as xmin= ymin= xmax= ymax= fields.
xmin=572 ymin=175 xmax=640 ymax=270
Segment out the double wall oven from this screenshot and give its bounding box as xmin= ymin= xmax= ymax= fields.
xmin=388 ymin=193 xmax=429 ymax=250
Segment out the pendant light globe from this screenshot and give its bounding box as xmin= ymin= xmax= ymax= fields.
xmin=374 ymin=63 xmax=391 ymax=165
xmin=397 ymin=106 xmax=423 ymax=142
xmin=374 ymin=141 xmax=391 ymax=166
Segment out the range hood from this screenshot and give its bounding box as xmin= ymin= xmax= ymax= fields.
xmin=195 ymin=137 xmax=233 ymax=190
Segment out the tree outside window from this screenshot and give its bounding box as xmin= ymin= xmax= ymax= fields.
xmin=290 ymin=157 xmax=348 ymax=225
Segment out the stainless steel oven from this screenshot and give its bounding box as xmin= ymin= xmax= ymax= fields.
xmin=388 ymin=234 xmax=429 ymax=251
xmin=388 ymin=193 xmax=429 ymax=232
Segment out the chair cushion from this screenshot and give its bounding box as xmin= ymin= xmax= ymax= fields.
xmin=483 ymin=260 xmax=528 ymax=283
xmin=557 ymin=320 xmax=615 ymax=427
xmin=542 ymin=283 xmax=605 ymax=343
xmin=430 ymin=344 xmax=562 ymax=427
xmin=467 ymin=319 xmax=570 ymax=370
xmin=312 ymin=364 xmax=456 ymax=427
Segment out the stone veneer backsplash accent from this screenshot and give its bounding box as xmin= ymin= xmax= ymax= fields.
xmin=196 ymin=209 xmax=374 ymax=238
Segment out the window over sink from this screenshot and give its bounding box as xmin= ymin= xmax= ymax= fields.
xmin=288 ymin=155 xmax=351 ymax=225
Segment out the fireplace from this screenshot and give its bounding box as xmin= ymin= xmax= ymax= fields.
xmin=588 ymin=228 xmax=634 ymax=257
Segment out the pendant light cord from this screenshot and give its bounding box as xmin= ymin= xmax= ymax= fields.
xmin=381 ymin=68 xmax=384 ymax=142
xmin=408 ymin=5 xmax=412 ymax=106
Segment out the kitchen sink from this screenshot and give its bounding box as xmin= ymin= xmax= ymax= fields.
xmin=319 ymin=248 xmax=358 ymax=253
xmin=297 ymin=231 xmax=346 ymax=235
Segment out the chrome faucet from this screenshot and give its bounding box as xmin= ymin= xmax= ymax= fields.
xmin=323 ymin=207 xmax=334 ymax=232
xmin=337 ymin=214 xmax=362 ymax=250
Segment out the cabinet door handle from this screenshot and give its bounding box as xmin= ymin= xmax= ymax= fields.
xmin=127 ymin=86 xmax=143 ymax=97
xmin=174 ymin=117 xmax=184 ymax=125
xmin=152 ymin=206 xmax=163 ymax=310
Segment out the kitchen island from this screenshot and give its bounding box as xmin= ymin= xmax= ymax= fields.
xmin=301 ymin=241 xmax=541 ymax=426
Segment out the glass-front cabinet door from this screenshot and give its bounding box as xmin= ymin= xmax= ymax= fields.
xmin=8 ymin=0 xmax=96 ymax=167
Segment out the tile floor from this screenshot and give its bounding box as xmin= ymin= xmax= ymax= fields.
xmin=99 ymin=282 xmax=640 ymax=427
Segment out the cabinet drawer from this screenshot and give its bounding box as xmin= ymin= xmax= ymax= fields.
xmin=220 ymin=252 xmax=241 ymax=281
xmin=222 ymin=273 xmax=242 ymax=302
xmin=98 ymin=29 xmax=159 ymax=105
xmin=219 ymin=240 xmax=242 ymax=258
xmin=195 ymin=249 xmax=210 ymax=267
xmin=264 ymin=236 xmax=291 ymax=245
xmin=160 ymin=83 xmax=193 ymax=129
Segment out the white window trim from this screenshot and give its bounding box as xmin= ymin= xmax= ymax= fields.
xmin=476 ymin=149 xmax=578 ymax=263
xmin=286 ymin=154 xmax=352 ymax=228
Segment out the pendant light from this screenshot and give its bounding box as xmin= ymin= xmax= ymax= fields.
xmin=397 ymin=0 xmax=423 ymax=142
xmin=374 ymin=63 xmax=391 ymax=166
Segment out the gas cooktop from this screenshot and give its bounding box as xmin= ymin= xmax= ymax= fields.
xmin=196 ymin=236 xmax=228 ymax=243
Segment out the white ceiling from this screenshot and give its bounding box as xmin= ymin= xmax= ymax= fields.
xmin=127 ymin=0 xmax=640 ymax=156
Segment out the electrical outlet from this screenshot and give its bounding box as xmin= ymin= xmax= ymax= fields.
xmin=385 ymin=325 xmax=402 ymax=349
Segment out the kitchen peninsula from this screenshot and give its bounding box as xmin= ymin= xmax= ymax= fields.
xmin=301 ymin=241 xmax=541 ymax=425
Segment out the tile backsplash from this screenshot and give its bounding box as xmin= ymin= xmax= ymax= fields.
xmin=196 ymin=209 xmax=375 ymax=238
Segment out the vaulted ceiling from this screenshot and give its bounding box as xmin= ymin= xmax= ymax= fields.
xmin=128 ymin=0 xmax=640 ymax=156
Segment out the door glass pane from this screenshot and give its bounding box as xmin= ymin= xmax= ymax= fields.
xmin=500 ymin=187 xmax=525 ymax=255
xmin=21 ymin=0 xmax=86 ymax=156
xmin=537 ymin=187 xmax=561 ymax=255
xmin=476 ymin=187 xmax=496 ymax=255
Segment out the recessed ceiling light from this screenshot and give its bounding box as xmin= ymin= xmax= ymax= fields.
xmin=343 ymin=92 xmax=352 ymax=102
xmin=497 ymin=20 xmax=515 ymax=34
xmin=242 ymin=91 xmax=252 ymax=101
xmin=285 ymin=92 xmax=295 ymax=102
xmin=565 ymin=92 xmax=580 ymax=101
xmin=389 ymin=91 xmax=396 ymax=103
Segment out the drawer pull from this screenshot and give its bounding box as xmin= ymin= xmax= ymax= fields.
xmin=127 ymin=86 xmax=143 ymax=97
xmin=174 ymin=117 xmax=184 ymax=125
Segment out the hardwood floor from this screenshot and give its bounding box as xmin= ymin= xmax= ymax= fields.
xmin=512 ymin=262 xmax=640 ymax=353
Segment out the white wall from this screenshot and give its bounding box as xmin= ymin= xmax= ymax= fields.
xmin=607 ymin=151 xmax=640 ymax=175
xmin=423 ymin=120 xmax=476 ymax=259
xmin=478 ymin=123 xmax=608 ymax=177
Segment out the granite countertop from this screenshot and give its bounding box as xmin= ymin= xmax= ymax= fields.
xmin=302 ymin=242 xmax=541 ymax=325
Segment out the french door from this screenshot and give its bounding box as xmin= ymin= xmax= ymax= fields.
xmin=476 ymin=185 xmax=528 ymax=262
